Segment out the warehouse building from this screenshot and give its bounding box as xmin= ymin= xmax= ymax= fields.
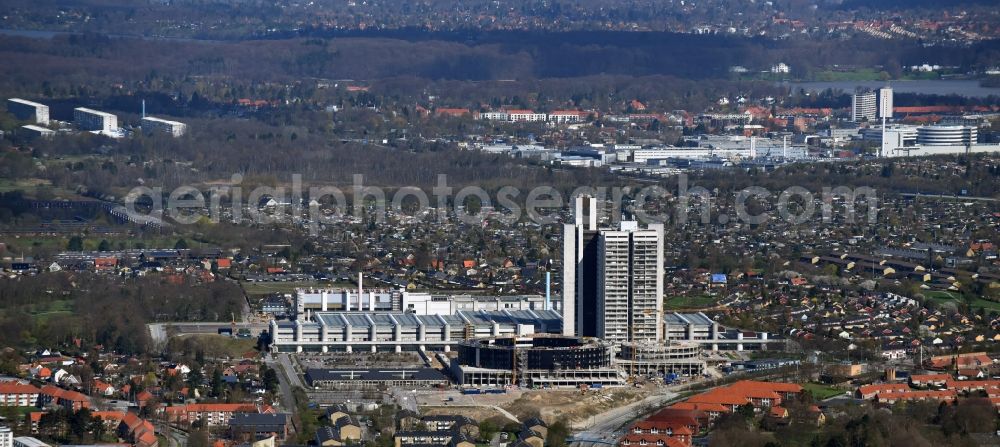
xmin=295 ymin=288 xmax=549 ymax=316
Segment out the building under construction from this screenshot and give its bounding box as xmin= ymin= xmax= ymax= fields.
xmin=616 ymin=342 xmax=706 ymax=377
xmin=450 ymin=334 xmax=624 ymax=388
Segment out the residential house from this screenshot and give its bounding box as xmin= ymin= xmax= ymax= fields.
xmin=229 ymin=413 xmax=290 ymax=442
xmin=0 ymin=383 xmax=41 ymax=407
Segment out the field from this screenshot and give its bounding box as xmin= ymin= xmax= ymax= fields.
xmin=29 ymin=299 xmax=74 ymax=322
xmin=0 ymin=299 xmax=74 ymax=323
xmin=801 ymin=383 xmax=843 ymax=401
xmin=169 ymin=334 xmax=257 ymax=358
xmin=924 ymin=290 xmax=1000 ymax=312
xmin=0 ymin=178 xmax=81 ymax=199
xmin=663 ymin=294 xmax=717 ymax=310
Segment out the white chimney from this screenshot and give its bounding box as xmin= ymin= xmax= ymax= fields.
xmin=358 ymin=272 xmax=364 ymax=310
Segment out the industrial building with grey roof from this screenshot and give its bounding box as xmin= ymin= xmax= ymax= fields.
xmin=269 ymin=309 xmax=563 ymax=353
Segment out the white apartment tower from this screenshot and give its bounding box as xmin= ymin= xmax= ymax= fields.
xmin=7 ymin=98 xmax=49 ymax=125
xmin=878 ymin=86 xmax=893 ymax=119
xmin=562 ymin=196 xmax=665 ymax=344
xmin=0 ymin=426 xmax=12 ymax=447
xmin=141 ymin=116 xmax=187 ymax=137
xmin=73 ymin=107 xmax=118 ymax=134
xmin=851 ymin=89 xmax=877 ymax=123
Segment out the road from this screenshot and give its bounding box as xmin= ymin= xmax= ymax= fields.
xmin=570 ymin=390 xmax=681 ymax=445
xmin=154 ymin=421 xmax=188 ymax=447
xmin=265 ymin=352 xmax=301 ymax=414
xmin=277 ymin=353 xmax=307 ymax=389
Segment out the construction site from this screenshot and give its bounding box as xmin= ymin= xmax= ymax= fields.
xmin=448 ymin=334 xmax=625 ymax=388
xmin=616 ymin=341 xmax=707 ymax=377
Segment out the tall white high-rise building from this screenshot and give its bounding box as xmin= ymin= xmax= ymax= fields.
xmin=562 ymin=195 xmax=598 ymax=338
xmin=562 ymin=196 xmax=665 ymax=344
xmin=878 ymin=86 xmax=893 ymax=119
xmin=852 ymin=89 xmax=877 ymax=122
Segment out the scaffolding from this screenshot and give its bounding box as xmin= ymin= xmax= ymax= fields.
xmin=516 ymin=348 xmax=528 ymax=388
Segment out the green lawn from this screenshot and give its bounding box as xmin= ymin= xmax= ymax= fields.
xmin=802 ymin=382 xmax=843 ymax=401
xmin=663 ymin=294 xmax=717 ymax=310
xmin=925 ymin=291 xmax=959 ymax=300
xmin=969 ymin=298 xmax=1000 ymax=312
xmin=924 ymin=290 xmax=1000 ymax=312
xmin=30 ymin=300 xmax=74 ymax=323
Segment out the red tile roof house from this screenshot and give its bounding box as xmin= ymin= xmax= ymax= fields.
xmin=27 ymin=411 xmax=43 ymax=433
xmin=909 ymin=374 xmax=950 ymax=388
xmin=619 ymin=434 xmax=687 ymax=447
xmin=91 ymin=379 xmax=116 ymax=396
xmin=876 ymin=389 xmax=957 ymax=405
xmin=135 ymin=390 xmax=154 ymax=408
xmin=945 ymin=379 xmax=1000 ymax=393
xmin=621 ymin=420 xmax=694 ymax=446
xmin=667 ymin=402 xmax=730 ymax=422
xmin=40 ymin=384 xmax=91 ymax=411
xmin=91 ymin=410 xmax=126 ymax=428
xmin=856 ymin=383 xmax=910 ymax=400
xmin=646 ymin=408 xmax=703 ymax=435
xmin=164 ymin=403 xmax=273 ymax=426
xmin=685 ymin=381 xmax=804 ymax=411
xmin=0 ymin=382 xmax=42 ymax=406
xmin=120 ymin=411 xmax=158 ymax=447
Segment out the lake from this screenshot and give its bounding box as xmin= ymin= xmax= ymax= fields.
xmin=0 ymin=28 xmax=63 ymax=39
xmin=777 ymin=80 xmax=1000 ymax=98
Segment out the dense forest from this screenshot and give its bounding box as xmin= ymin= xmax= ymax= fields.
xmin=0 ymin=273 xmax=245 ymax=353
xmin=1 ymin=32 xmax=997 ymax=97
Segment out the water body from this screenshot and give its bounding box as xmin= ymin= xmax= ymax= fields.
xmin=0 ymin=28 xmax=217 ymax=43
xmin=779 ymin=80 xmax=1000 ymax=98
xmin=0 ymin=28 xmax=63 ymax=39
